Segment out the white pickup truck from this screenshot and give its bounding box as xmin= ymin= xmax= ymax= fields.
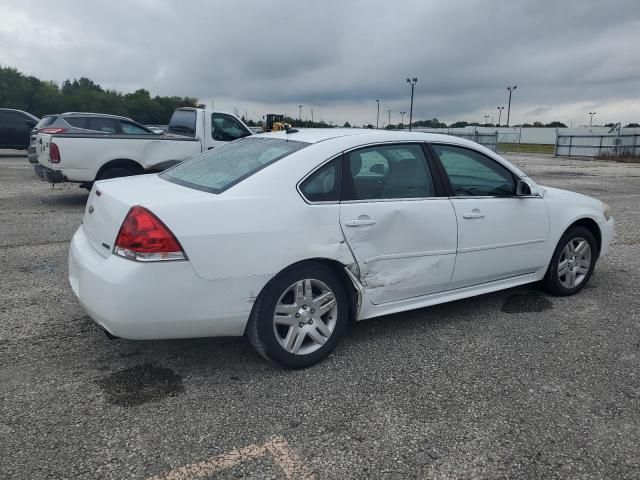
xmin=35 ymin=108 xmax=253 ymax=188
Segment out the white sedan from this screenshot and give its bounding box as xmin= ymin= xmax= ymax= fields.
xmin=68 ymin=129 xmax=614 ymax=368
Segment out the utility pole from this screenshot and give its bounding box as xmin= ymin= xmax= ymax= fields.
xmin=299 ymin=105 xmax=302 ymax=121
xmin=589 ymin=112 xmax=596 ymax=126
xmin=400 ymin=111 xmax=406 ymax=126
xmin=310 ymin=109 xmax=314 ymax=123
xmin=506 ymin=85 xmax=517 ymax=127
xmin=406 ymin=77 xmax=418 ymax=131
xmin=388 ymin=110 xmax=391 ymax=128
xmin=376 ymin=99 xmax=380 ymax=129
xmin=497 ymin=106 xmax=504 ymax=127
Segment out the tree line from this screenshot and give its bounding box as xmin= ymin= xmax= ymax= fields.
xmin=0 ymin=66 xmax=198 ymax=124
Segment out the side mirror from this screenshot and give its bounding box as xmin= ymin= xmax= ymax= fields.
xmin=516 ymin=180 xmax=532 ymax=196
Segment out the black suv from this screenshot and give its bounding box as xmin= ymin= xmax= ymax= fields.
xmin=0 ymin=108 xmax=39 ymax=150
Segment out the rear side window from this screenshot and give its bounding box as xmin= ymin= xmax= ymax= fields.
xmin=1 ymin=111 xmax=30 ymax=124
xmin=35 ymin=116 xmax=57 ymax=129
xmin=161 ymin=137 xmax=308 ymax=193
xmin=343 ymin=144 xmax=436 ymax=201
xmin=65 ymin=117 xmax=89 ymax=129
xmin=87 ymin=117 xmax=118 ymax=133
xmin=168 ymin=109 xmax=197 ymax=137
xmin=300 ymin=158 xmax=341 ymax=202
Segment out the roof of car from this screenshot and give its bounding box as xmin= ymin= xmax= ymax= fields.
xmin=258 ymin=128 xmax=475 ymax=146
xmin=58 ymin=112 xmax=131 ymax=120
xmin=0 ymin=108 xmax=39 ymax=120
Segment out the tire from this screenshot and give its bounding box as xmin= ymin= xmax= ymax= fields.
xmin=543 ymin=226 xmax=597 ymax=296
xmin=98 ymin=167 xmax=135 ymax=180
xmin=247 ymin=262 xmax=349 ymax=369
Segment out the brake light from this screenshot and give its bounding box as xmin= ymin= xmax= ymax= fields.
xmin=40 ymin=128 xmax=68 ymax=134
xmin=113 ymin=206 xmax=186 ymax=262
xmin=50 ymin=143 xmax=61 ymax=163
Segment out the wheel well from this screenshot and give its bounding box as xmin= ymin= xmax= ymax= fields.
xmin=95 ymin=159 xmax=143 ymax=180
xmin=568 ymin=218 xmax=602 ymax=256
xmin=261 ymin=258 xmax=360 ymax=323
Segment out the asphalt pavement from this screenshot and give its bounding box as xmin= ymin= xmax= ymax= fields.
xmin=1 ymin=153 xmax=639 ymax=479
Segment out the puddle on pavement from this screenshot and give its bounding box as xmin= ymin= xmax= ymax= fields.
xmin=501 ymin=291 xmax=553 ymax=313
xmin=97 ymin=364 xmax=184 ymax=406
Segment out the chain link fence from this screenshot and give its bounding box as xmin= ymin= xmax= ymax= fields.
xmin=555 ymin=132 xmax=640 ymax=157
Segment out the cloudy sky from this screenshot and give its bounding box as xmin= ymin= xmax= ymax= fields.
xmin=1 ymin=0 xmax=639 ymax=126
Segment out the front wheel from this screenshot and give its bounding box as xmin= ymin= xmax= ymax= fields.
xmin=543 ymin=226 xmax=597 ymax=296
xmin=247 ymin=262 xmax=349 ymax=368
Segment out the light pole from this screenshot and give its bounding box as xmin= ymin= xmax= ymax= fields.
xmin=299 ymin=105 xmax=302 ymax=122
xmin=376 ymin=99 xmax=380 ymax=129
xmin=589 ymin=112 xmax=596 ymax=126
xmin=497 ymin=106 xmax=504 ymax=127
xmin=484 ymin=115 xmax=490 ymax=125
xmin=506 ymin=85 xmax=517 ymax=127
xmin=388 ymin=110 xmax=391 ymax=128
xmin=400 ymin=111 xmax=406 ymax=126
xmin=406 ymin=77 xmax=418 ymax=131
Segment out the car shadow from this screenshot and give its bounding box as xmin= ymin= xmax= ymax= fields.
xmin=88 ymin=284 xmax=547 ymax=375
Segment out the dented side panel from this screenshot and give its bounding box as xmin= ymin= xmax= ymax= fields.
xmin=339 ymin=199 xmax=458 ymax=304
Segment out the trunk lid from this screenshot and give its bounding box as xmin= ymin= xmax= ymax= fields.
xmin=82 ymin=174 xmax=213 ymax=258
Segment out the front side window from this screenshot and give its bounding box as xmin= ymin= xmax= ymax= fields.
xmin=299 ymin=158 xmax=341 ymax=202
xmin=432 ymin=144 xmax=515 ymax=196
xmin=211 ymin=113 xmax=251 ymax=141
xmin=343 ymin=144 xmax=435 ymax=201
xmin=161 ymin=137 xmax=308 ymax=193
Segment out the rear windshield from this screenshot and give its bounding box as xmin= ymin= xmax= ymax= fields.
xmin=161 ymin=137 xmax=309 ymax=193
xmin=35 ymin=116 xmax=57 ymax=129
xmin=168 ymin=109 xmax=197 ymax=137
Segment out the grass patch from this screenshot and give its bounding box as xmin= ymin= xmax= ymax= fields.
xmin=497 ymin=143 xmax=555 ymax=154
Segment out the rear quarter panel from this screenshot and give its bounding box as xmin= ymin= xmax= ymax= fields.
xmin=148 ymin=139 xmax=359 ymax=281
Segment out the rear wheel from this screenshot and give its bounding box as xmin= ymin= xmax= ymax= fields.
xmin=543 ymin=226 xmax=597 ymax=296
xmin=98 ymin=167 xmax=135 ymax=180
xmin=247 ymin=262 xmax=349 ymax=368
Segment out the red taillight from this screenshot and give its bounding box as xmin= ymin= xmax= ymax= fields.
xmin=40 ymin=128 xmax=68 ymax=134
xmin=50 ymin=143 xmax=61 ymax=163
xmin=113 ymin=206 xmax=186 ymax=262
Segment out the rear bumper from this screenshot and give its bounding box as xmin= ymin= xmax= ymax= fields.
xmin=34 ymin=164 xmax=64 ymax=183
xmin=68 ymin=225 xmax=262 ymax=340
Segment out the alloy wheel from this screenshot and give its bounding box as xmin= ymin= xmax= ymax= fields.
xmin=558 ymin=237 xmax=592 ymax=289
xmin=272 ymin=279 xmax=338 ymax=355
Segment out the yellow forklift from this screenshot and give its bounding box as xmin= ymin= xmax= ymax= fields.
xmin=263 ymin=114 xmax=291 ymax=132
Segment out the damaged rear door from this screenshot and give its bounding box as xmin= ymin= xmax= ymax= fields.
xmin=339 ymin=143 xmax=457 ymax=305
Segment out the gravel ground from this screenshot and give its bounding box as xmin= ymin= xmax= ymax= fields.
xmin=1 ymin=153 xmax=639 ymax=479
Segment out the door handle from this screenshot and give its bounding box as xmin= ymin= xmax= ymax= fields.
xmin=463 ymin=209 xmax=485 ymax=219
xmin=345 ymin=216 xmax=376 ymax=227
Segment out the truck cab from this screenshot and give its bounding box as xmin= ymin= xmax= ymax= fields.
xmin=168 ymin=108 xmax=253 ymax=147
